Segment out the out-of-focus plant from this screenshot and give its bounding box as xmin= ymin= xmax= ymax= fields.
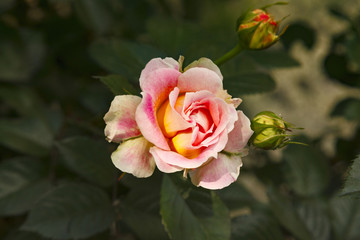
xmin=0 ymin=1 xmax=359 ymax=240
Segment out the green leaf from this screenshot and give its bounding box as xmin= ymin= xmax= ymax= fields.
xmin=231 ymin=212 xmax=285 ymax=240
xmin=89 ymin=39 xmax=165 ymax=82
xmin=22 ymin=182 xmax=115 ymax=240
xmin=160 ymin=175 xmax=230 ymax=240
xmin=56 ymin=136 xmax=115 ymax=187
xmin=331 ymin=98 xmax=360 ymax=122
xmin=4 ymin=230 xmax=50 ymax=240
xmin=329 ymin=196 xmax=360 ymax=240
xmin=0 ymin=28 xmax=45 ymax=82
xmin=245 ymin=50 xmax=300 ymax=69
xmin=281 ymin=22 xmax=316 ymax=50
xmin=342 ymin=155 xmax=360 ymax=198
xmin=97 ymin=75 xmax=138 ymax=95
xmin=0 ymin=118 xmax=53 ymax=156
xmin=224 ymin=73 xmax=276 ymax=95
xmin=0 ymin=85 xmax=43 ymax=116
xmin=0 ymin=85 xmax=63 ymax=134
xmin=0 ymin=157 xmax=51 ymax=216
xmin=328 ymin=6 xmax=352 ymax=22
xmin=78 ymin=82 xmax=113 ymax=115
xmin=0 ymin=0 xmax=15 ymax=12
xmin=147 ymin=17 xmax=230 ymax=62
xmin=120 ymin=203 xmax=169 ymax=240
xmin=216 ymin=182 xmax=255 ymax=210
xmin=72 ymin=0 xmax=115 ymax=34
xmin=147 ymin=18 xmax=200 ymax=58
xmin=120 ymin=173 xmax=168 ymax=240
xmin=297 ymin=200 xmax=331 ymax=240
xmin=346 ymin=34 xmax=360 ymax=68
xmin=282 ymin=137 xmax=330 ymax=196
xmin=268 ymin=188 xmax=313 ymax=240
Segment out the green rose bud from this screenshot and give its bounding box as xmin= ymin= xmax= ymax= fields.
xmin=250 ymin=111 xmax=302 ymax=150
xmin=236 ymin=4 xmax=288 ymax=50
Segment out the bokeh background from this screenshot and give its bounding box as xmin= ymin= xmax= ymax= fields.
xmin=0 ymin=0 xmax=360 ymax=239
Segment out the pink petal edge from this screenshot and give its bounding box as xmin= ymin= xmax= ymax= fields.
xmin=149 ymin=147 xmax=183 ymax=173
xmin=150 ymin=131 xmax=229 ymax=169
xmin=136 ymin=93 xmax=170 ymax=150
xmin=139 ymin=57 xmax=179 ymax=86
xmin=224 ymin=111 xmax=253 ymax=153
xmin=177 ymin=67 xmax=223 ymax=95
xmin=104 ymin=95 xmax=142 ymax=143
xmin=189 ymin=153 xmax=243 ymax=190
xmin=184 ymin=57 xmax=223 ymax=80
xmin=111 ymin=137 xmax=155 ymax=178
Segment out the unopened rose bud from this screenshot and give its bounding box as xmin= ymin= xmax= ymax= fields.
xmin=236 ymin=6 xmax=287 ymax=50
xmin=250 ymin=111 xmax=302 ymax=150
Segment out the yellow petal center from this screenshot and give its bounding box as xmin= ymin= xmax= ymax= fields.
xmin=157 ymin=94 xmax=202 ymax=159
xmin=171 ymin=130 xmax=202 ymax=159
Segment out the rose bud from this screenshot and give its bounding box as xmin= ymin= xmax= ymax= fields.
xmin=250 ymin=111 xmax=302 ymax=150
xmin=236 ymin=7 xmax=287 ymax=50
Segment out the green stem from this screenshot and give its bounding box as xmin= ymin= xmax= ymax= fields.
xmin=214 ymin=44 xmax=244 ymax=66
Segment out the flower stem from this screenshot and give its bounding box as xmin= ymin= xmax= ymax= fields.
xmin=214 ymin=44 xmax=244 ymax=66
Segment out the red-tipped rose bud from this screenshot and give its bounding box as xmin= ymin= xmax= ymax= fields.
xmin=236 ymin=6 xmax=287 ymax=50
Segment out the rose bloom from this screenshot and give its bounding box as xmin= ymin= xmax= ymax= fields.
xmin=104 ymin=57 xmax=253 ymax=189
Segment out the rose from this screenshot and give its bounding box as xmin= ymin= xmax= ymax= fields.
xmin=104 ymin=57 xmax=253 ymax=189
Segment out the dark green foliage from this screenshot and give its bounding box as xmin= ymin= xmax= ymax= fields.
xmin=329 ymin=197 xmax=360 ymax=240
xmin=0 ymin=1 xmax=359 ymax=240
xmin=331 ymin=98 xmax=360 ymax=122
xmin=160 ymin=175 xmax=230 ymax=240
xmin=224 ymin=73 xmax=276 ymax=95
xmin=56 ymin=136 xmax=115 ymax=187
xmin=231 ymin=212 xmax=285 ymax=240
xmin=281 ymin=22 xmax=316 ymax=50
xmin=342 ymin=155 xmax=360 ymax=198
xmin=0 ymin=157 xmax=51 ymax=216
xmin=323 ymin=6 xmax=360 ymax=88
xmin=282 ymin=137 xmax=330 ymax=196
xmin=0 ymin=118 xmax=54 ymax=156
xmin=22 ymin=183 xmax=115 ymax=239
xmin=89 ymin=39 xmax=165 ymax=83
xmin=97 ymin=75 xmax=138 ymax=95
xmin=4 ymin=230 xmax=50 ymax=240
xmin=268 ymin=188 xmax=314 ymax=240
xmin=119 ymin=172 xmax=169 ymax=240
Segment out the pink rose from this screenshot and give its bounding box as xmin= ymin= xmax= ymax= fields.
xmin=104 ymin=57 xmax=253 ymax=189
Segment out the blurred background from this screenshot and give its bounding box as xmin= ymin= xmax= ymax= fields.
xmin=0 ymin=0 xmax=360 ymax=239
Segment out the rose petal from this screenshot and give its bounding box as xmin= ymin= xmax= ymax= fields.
xmin=140 ymin=68 xmax=181 ymax=105
xmin=104 ymin=95 xmax=142 ymax=143
xmin=111 ymin=137 xmax=155 ymax=178
xmin=190 ymin=108 xmax=212 ymax=132
xmin=184 ymin=57 xmax=223 ymax=80
xmin=182 ymin=90 xmax=218 ymax=124
xmin=182 ymin=91 xmax=238 ymax=149
xmin=198 ymin=99 xmax=238 ymax=148
xmin=224 ymin=111 xmax=253 ymax=153
xmin=171 ymin=130 xmax=203 ymax=159
xmin=136 ymin=66 xmax=182 ymax=150
xmin=149 ymin=147 xmax=183 ymax=173
xmin=136 ymin=93 xmax=170 ymax=150
xmin=178 ymin=67 xmax=223 ymax=95
xmin=139 ymin=57 xmax=179 ymax=85
xmin=216 ymin=90 xmax=242 ymax=108
xmin=151 ymin=131 xmax=229 ymax=169
xmin=157 ymin=87 xmax=193 ymax=137
xmin=189 ymin=153 xmax=243 ymax=190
